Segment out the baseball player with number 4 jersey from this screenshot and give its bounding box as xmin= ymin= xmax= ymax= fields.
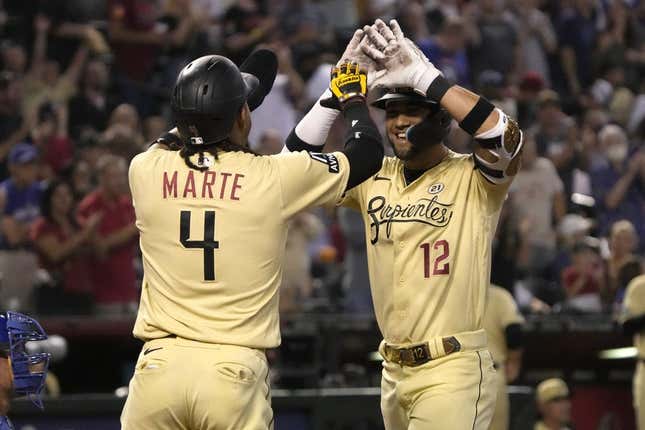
xmin=287 ymin=19 xmax=524 ymax=429
xmin=122 ymin=47 xmax=384 ymax=429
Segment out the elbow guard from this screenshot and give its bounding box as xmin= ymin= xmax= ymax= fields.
xmin=505 ymin=323 xmax=524 ymax=350
xmin=473 ymin=110 xmax=523 ymax=185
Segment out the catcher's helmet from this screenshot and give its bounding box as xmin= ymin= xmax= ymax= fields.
xmin=372 ymin=88 xmax=452 ymax=144
xmin=171 ymin=55 xmax=259 ymax=146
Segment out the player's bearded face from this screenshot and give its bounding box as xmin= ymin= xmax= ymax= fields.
xmin=385 ymin=103 xmax=434 ymax=160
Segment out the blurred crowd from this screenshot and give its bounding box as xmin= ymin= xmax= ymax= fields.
xmin=0 ymin=0 xmax=642 ymax=320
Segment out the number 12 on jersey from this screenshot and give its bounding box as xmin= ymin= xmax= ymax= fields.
xmin=420 ymin=239 xmax=449 ymax=278
xmin=180 ymin=210 xmax=219 ymax=281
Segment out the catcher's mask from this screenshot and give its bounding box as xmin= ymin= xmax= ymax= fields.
xmin=0 ymin=311 xmax=50 ymax=410
xmin=372 ymin=87 xmax=452 ymax=146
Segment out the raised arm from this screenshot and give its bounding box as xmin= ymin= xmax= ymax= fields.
xmin=362 ymin=19 xmax=524 ymax=184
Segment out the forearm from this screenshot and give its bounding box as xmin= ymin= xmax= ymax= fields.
xmin=1 ymin=221 xmax=28 ymax=247
xmin=38 ymin=233 xmax=88 ymax=264
xmin=285 ymin=90 xmax=340 ymax=152
xmin=339 ymin=102 xmax=384 ymax=190
xmin=539 ymin=22 xmax=557 ymax=53
xmin=436 ymin=85 xmax=499 ymax=135
xmin=605 ymin=171 xmax=636 ymax=209
xmin=63 ymin=44 xmax=89 ymax=84
xmin=30 ymin=27 xmax=48 ymax=77
xmin=505 ymin=349 xmax=523 ymax=382
xmin=109 ymin=24 xmax=165 ymax=45
xmin=100 ymin=224 xmax=138 ymax=250
xmin=553 ymin=191 xmax=566 ymax=222
xmin=561 ymin=47 xmax=579 ymax=92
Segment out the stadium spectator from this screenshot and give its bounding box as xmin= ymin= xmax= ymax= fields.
xmin=36 ymin=0 xmax=110 ymax=68
xmin=338 ymin=207 xmax=372 ymax=315
xmin=29 ymin=103 xmax=73 ymax=177
xmin=394 ymin=0 xmax=430 ymax=44
xmin=605 ymin=220 xmax=640 ymax=303
xmin=614 ymin=258 xmax=643 ymax=308
xmin=465 ymin=0 xmax=519 ymax=84
xmin=103 ymin=103 xmax=145 ymax=160
xmin=222 ymin=0 xmax=276 ymax=65
xmin=107 ymin=0 xmax=168 ymax=117
xmin=509 ymin=0 xmax=557 ymax=87
xmin=509 ymin=132 xmax=566 ymax=289
xmin=30 ymin=180 xmax=99 ymax=314
xmin=281 ymin=211 xmax=324 ymax=314
xmin=0 ymin=72 xmax=33 ymax=179
xmin=0 ymin=143 xmax=44 ymax=311
xmin=65 ymin=158 xmax=93 ymax=203
xmin=418 ymin=16 xmax=470 ymax=86
xmin=0 ymin=40 xmax=27 ymax=76
xmin=142 ymin=115 xmax=168 ymax=145
xmin=516 ymin=71 xmax=545 ymax=129
xmin=534 ymin=378 xmax=573 ymax=430
xmin=248 ymin=42 xmax=303 ymax=149
xmin=279 ymin=0 xmax=331 ymax=47
xmin=255 ymin=129 xmax=284 ymax=156
xmin=21 ymin=14 xmax=88 ymax=117
xmin=531 ymin=90 xmax=576 ymax=160
xmin=591 ymin=125 xmax=645 ymax=244
xmin=561 ymin=240 xmax=604 ymax=313
xmin=556 ymin=0 xmax=603 ymax=97
xmin=77 ymin=154 xmax=138 ymax=315
xmin=68 ymin=58 xmax=114 ymax=140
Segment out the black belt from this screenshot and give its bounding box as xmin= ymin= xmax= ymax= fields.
xmin=383 ymin=337 xmax=461 ymax=367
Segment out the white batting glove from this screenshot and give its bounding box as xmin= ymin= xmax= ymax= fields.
xmin=337 ymin=28 xmax=384 ymax=84
xmin=360 ymin=19 xmax=442 ymax=93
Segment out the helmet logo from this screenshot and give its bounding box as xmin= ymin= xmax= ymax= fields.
xmin=190 ymin=137 xmax=204 ymax=145
xmin=428 ymin=183 xmax=444 ymax=194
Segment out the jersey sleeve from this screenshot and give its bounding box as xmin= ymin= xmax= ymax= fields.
xmin=622 ymin=277 xmax=645 ymax=321
xmin=497 ymin=287 xmax=525 ymax=328
xmin=337 ymin=182 xmax=364 ymax=211
xmin=471 ymin=158 xmax=512 ymax=213
xmin=274 ymin=151 xmax=350 ymax=219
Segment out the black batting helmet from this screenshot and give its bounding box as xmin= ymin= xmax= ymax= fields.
xmin=171 ymin=55 xmax=259 ymax=146
xmin=372 ymin=88 xmax=452 ymax=144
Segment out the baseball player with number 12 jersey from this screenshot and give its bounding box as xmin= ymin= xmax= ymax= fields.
xmin=287 ymin=19 xmax=524 ymax=429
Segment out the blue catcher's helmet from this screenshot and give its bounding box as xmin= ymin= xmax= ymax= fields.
xmin=0 ymin=312 xmax=50 ymax=410
xmin=0 ymin=416 xmax=12 ymax=429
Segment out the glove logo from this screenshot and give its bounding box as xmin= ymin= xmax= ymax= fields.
xmin=428 ymin=183 xmax=444 ymax=194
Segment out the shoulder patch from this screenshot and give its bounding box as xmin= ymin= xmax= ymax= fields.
xmin=309 ymin=152 xmax=339 ymax=173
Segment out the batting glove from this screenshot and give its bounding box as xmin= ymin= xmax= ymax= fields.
xmin=360 ymin=19 xmax=442 ymax=94
xmin=329 ymin=62 xmax=368 ymax=107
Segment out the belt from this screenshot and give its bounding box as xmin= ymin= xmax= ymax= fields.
xmin=383 ymin=336 xmax=461 ymax=367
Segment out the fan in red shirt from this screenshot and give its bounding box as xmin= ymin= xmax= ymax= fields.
xmin=30 ymin=180 xmax=99 ymax=314
xmin=561 ymin=241 xmax=605 ymax=312
xmin=77 ymin=154 xmax=138 ymax=314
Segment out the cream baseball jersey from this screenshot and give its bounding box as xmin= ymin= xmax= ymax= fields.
xmin=623 ymin=274 xmax=645 ymax=357
xmin=484 ymin=284 xmax=525 ymax=363
xmin=128 ymin=146 xmax=349 ymax=348
xmin=341 ymin=151 xmax=511 ymax=343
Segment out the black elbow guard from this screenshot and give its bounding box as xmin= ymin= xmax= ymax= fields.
xmin=623 ymin=314 xmax=645 ymax=337
xmin=285 ymin=129 xmax=325 ymax=152
xmin=505 ymin=323 xmax=524 ymax=350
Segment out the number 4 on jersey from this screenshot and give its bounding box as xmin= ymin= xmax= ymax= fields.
xmin=180 ymin=210 xmax=219 ymax=281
